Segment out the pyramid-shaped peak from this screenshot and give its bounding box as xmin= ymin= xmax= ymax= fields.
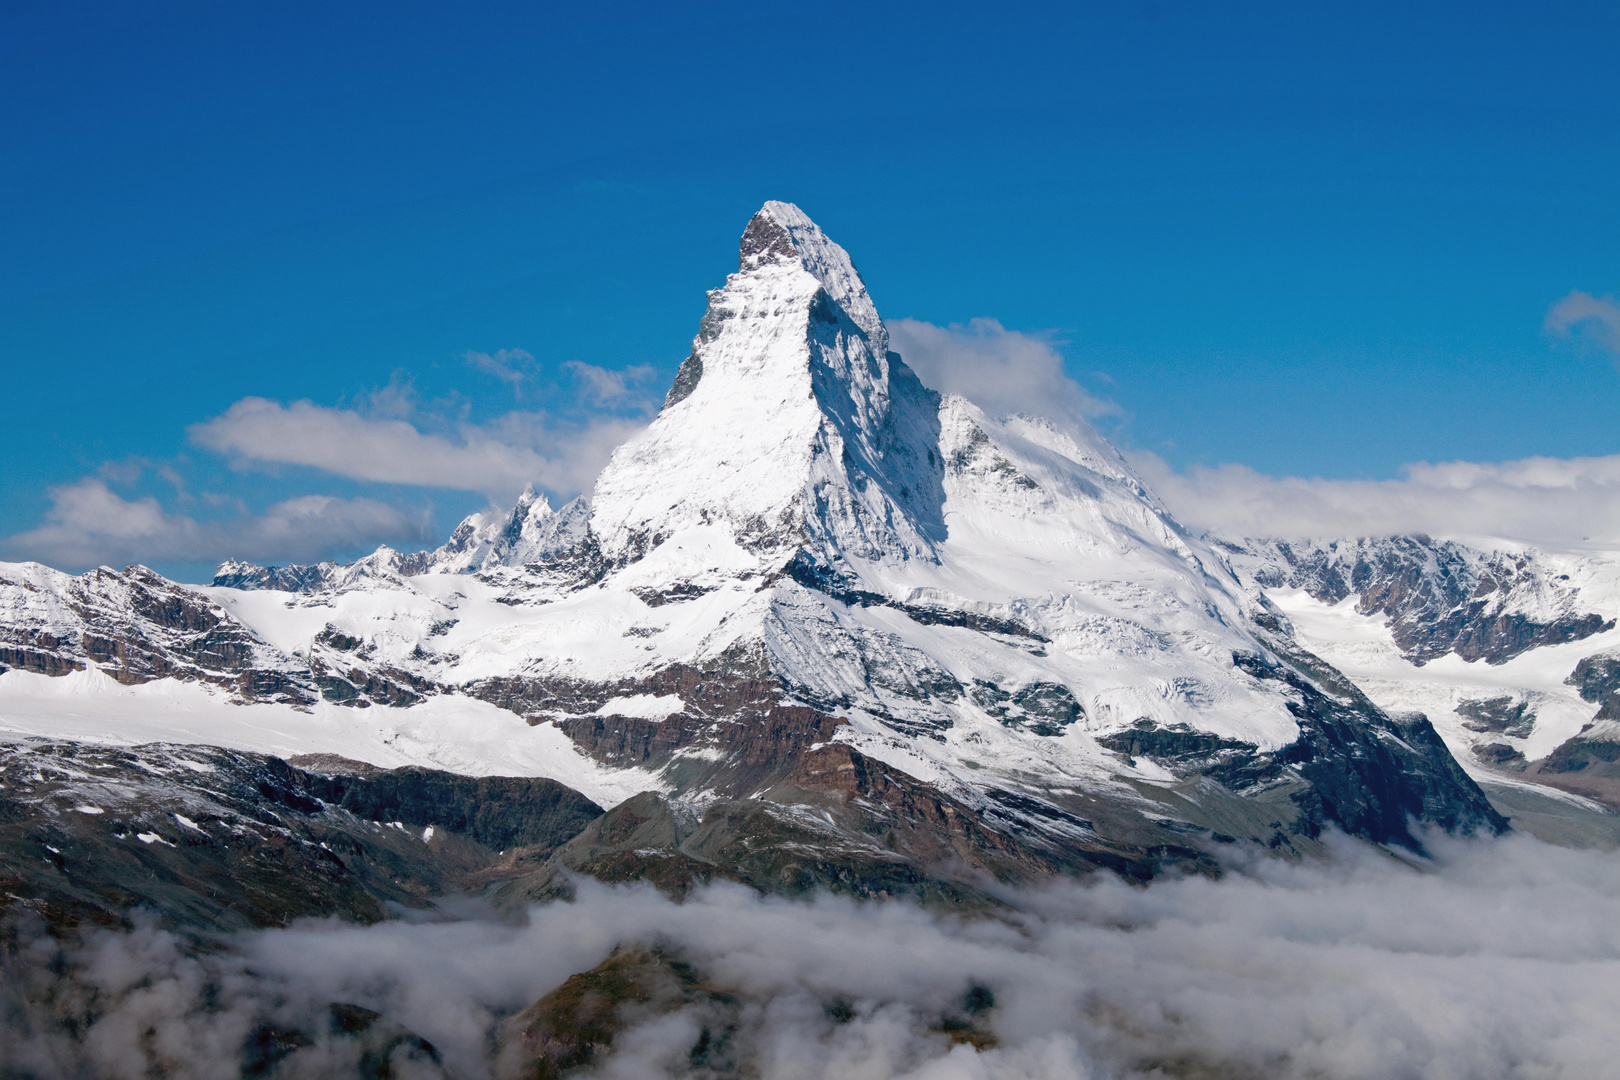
xmin=739 ymin=201 xmax=881 ymax=338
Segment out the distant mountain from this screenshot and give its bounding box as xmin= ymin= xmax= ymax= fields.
xmin=0 ymin=204 xmax=1528 ymax=906
xmin=1217 ymin=534 xmax=1620 ymax=808
xmin=1217 ymin=535 xmax=1612 ymax=665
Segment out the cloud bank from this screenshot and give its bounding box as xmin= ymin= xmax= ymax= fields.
xmin=2 ymin=359 xmax=663 ymax=571
xmin=1135 ymin=451 xmax=1620 ymax=549
xmin=6 ymin=831 xmax=1618 ymax=1079
xmin=0 ymin=479 xmax=429 ymax=569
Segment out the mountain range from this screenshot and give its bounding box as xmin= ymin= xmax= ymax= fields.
xmin=5 ymin=202 xmax=1619 ymax=930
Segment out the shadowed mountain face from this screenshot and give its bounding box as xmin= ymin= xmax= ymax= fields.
xmin=1 ymin=204 xmax=1510 ymax=928
xmin=0 ymin=741 xmax=604 ymax=933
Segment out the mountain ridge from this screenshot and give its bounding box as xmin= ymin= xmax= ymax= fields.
xmin=0 ymin=203 xmax=1544 ymax=906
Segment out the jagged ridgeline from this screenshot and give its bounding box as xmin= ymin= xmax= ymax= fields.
xmin=2 ymin=202 xmax=1517 ymax=923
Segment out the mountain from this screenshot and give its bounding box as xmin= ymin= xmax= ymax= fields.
xmin=0 ymin=203 xmax=1518 ymax=908
xmin=1217 ymin=534 xmax=1620 ymax=814
xmin=1219 ymin=535 xmax=1613 ymax=665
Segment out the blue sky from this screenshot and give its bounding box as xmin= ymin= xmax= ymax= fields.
xmin=3 ymin=1 xmax=1619 ymax=579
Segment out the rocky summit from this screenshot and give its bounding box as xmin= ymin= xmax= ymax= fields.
xmin=19 ymin=200 xmax=1620 ymax=927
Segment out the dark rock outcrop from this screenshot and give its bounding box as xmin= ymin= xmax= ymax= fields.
xmin=297 ymin=764 xmax=603 ymax=855
xmin=1233 ymin=633 xmax=1509 ymax=847
xmin=499 ymin=741 xmax=1215 ymax=911
xmin=0 ymin=740 xmax=603 ymax=933
xmin=1456 ymin=696 xmax=1537 ymax=738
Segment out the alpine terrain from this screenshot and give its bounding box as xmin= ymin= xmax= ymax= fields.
xmin=10 ymin=201 xmax=1620 ymax=1078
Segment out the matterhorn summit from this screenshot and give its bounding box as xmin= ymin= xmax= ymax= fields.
xmin=0 ymin=202 xmax=1512 ymax=900
xmin=590 ymin=201 xmax=946 ymax=576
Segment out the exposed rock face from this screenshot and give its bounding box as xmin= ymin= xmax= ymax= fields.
xmin=1231 ymin=637 xmax=1508 ymax=842
xmin=1456 ymin=696 xmax=1537 ymax=738
xmin=1220 ymin=536 xmax=1613 ymax=665
xmin=1519 ymin=720 xmax=1620 ymax=805
xmin=499 ymin=740 xmax=1214 ymax=911
xmin=213 ymin=559 xmax=342 ymax=592
xmin=1567 ymin=651 xmax=1620 ymax=719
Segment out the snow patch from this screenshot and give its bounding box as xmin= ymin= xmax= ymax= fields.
xmin=593 ymin=694 xmax=685 ymax=720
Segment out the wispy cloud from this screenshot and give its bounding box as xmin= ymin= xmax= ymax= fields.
xmin=465 ymin=351 xmax=660 ymax=410
xmin=564 ymin=360 xmax=658 ymax=406
xmin=463 ymin=347 xmax=538 ymax=389
xmin=1546 ymin=290 xmax=1620 ymax=359
xmin=1 ymin=478 xmax=426 ymax=569
xmin=888 ymin=318 xmax=1115 ymax=430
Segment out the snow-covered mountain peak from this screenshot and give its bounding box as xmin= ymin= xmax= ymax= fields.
xmin=740 ymin=201 xmax=882 ymax=339
xmin=588 ymin=202 xmax=941 ymax=575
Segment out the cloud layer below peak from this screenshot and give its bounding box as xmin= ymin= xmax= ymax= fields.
xmin=9 ymin=831 xmax=1620 ymax=1080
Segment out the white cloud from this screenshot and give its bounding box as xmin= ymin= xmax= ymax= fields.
xmin=888 ymin=318 xmax=1115 ymax=430
xmin=188 ymin=397 xmax=646 ymax=499
xmin=4 ymin=360 xmax=666 ymax=572
xmin=464 ymin=347 xmax=538 ymax=389
xmin=1 ymin=478 xmax=426 ymax=569
xmin=12 ymin=831 xmax=1620 ymax=1079
xmin=1546 ymin=290 xmax=1620 ymax=358
xmin=1136 ymin=451 xmax=1620 ymax=549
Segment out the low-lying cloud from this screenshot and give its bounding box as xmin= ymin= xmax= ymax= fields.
xmin=6 ymin=831 xmax=1619 ymax=1079
xmin=0 ymin=479 xmax=429 ymax=569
